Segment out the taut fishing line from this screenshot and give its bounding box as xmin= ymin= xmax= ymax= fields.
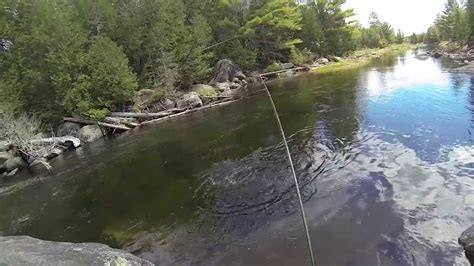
xmin=259 ymin=75 xmax=316 ymax=266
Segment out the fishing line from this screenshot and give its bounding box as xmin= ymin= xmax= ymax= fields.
xmin=259 ymin=75 xmax=316 ymax=266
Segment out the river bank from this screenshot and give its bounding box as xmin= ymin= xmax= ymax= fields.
xmin=313 ymin=44 xmax=416 ymax=74
xmin=0 ymin=44 xmax=429 ymax=178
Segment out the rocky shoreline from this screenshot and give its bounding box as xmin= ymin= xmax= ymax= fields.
xmin=2 ymin=56 xmax=338 ymax=178
xmin=419 ymin=44 xmax=474 ymax=73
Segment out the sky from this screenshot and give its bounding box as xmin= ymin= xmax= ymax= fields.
xmin=343 ymin=0 xmax=446 ymax=34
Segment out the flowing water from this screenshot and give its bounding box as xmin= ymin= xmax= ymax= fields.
xmin=1 ymin=50 xmax=474 ymax=265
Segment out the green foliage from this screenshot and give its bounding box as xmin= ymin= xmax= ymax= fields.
xmin=429 ymin=0 xmax=469 ymax=44
xmin=469 ymin=0 xmax=474 ymax=41
xmin=396 ymin=30 xmax=405 ymax=44
xmin=64 ymin=37 xmax=137 ymax=118
xmin=195 ymin=86 xmax=218 ymax=98
xmin=1 ymin=0 xmax=408 ymax=126
xmin=264 ymin=62 xmax=283 ymax=73
xmin=290 ymin=48 xmax=314 ymax=65
xmin=410 ymin=33 xmax=419 ymax=44
xmin=425 ymin=26 xmax=442 ymax=44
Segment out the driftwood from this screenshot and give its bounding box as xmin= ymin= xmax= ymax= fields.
xmin=63 ymin=117 xmax=131 ymax=131
xmin=109 ymin=108 xmax=187 ymax=119
xmin=141 ymin=99 xmax=240 ymax=126
xmin=104 ymin=117 xmax=139 ymax=128
xmin=260 ymin=67 xmax=309 ymax=77
xmin=30 ymin=136 xmax=81 ymax=148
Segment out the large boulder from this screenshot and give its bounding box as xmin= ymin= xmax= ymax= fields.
xmin=211 ymin=59 xmax=246 ymax=83
xmin=177 ymin=92 xmax=203 ymax=108
xmin=0 ymin=236 xmax=153 ymax=265
xmin=459 ymin=225 xmax=474 ymax=264
xmin=77 ymin=125 xmax=103 ymax=143
xmin=57 ymin=122 xmax=82 ymax=137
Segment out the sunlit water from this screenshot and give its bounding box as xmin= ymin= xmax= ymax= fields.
xmin=0 ymin=51 xmax=473 ymax=265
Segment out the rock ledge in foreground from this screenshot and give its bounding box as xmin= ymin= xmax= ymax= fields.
xmin=459 ymin=225 xmax=474 ymax=265
xmin=0 ymin=236 xmax=153 ymax=265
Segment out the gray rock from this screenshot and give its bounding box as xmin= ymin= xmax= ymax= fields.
xmin=214 ymin=82 xmax=231 ymax=92
xmin=329 ymin=56 xmax=343 ymax=62
xmin=161 ymin=98 xmax=175 ymax=109
xmin=229 ymin=82 xmax=242 ymax=90
xmin=0 ymin=236 xmax=153 ymax=265
xmin=177 ymin=92 xmax=203 ymax=108
xmin=219 ymin=88 xmax=242 ymax=99
xmin=318 ymin=58 xmax=329 ymax=64
xmin=460 ymin=225 xmax=474 ymax=254
xmin=77 ymin=125 xmax=103 ymax=143
xmin=280 ymin=62 xmax=295 ymax=69
xmin=460 ymin=225 xmax=474 ymax=264
xmin=211 ymin=59 xmax=246 ymax=83
xmin=3 ymin=157 xmax=27 ymax=172
xmin=57 ymin=122 xmax=82 ymax=137
xmin=432 ymin=51 xmax=443 ymax=58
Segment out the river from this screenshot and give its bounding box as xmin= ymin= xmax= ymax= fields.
xmin=0 ymin=50 xmax=473 ymax=265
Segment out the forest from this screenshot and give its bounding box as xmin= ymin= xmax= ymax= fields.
xmin=1 ymin=0 xmax=412 ymax=125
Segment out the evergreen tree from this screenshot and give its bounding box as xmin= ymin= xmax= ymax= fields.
xmin=64 ymin=37 xmax=137 ymax=120
xmin=396 ymin=30 xmax=405 ymax=44
xmin=410 ymin=33 xmax=419 ymax=44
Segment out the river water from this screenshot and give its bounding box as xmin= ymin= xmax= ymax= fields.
xmin=1 ymin=50 xmax=473 ymax=265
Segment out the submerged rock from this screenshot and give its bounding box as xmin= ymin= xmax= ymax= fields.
xmin=77 ymin=125 xmax=103 ymax=143
xmin=177 ymin=92 xmax=203 ymax=108
xmin=459 ymin=225 xmax=474 ymax=264
xmin=0 ymin=236 xmax=153 ymax=265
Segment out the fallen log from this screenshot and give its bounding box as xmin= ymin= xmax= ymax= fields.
xmin=104 ymin=117 xmax=139 ymax=128
xmin=30 ymin=136 xmax=81 ymax=148
xmin=109 ymin=112 xmax=172 ymax=119
xmin=97 ymin=122 xmax=130 ymax=131
xmin=63 ymin=117 xmax=96 ymax=125
xmin=63 ymin=117 xmax=131 ymax=131
xmin=140 ymin=99 xmax=240 ymax=126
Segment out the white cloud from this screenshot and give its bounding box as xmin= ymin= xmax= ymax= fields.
xmin=344 ymin=0 xmax=447 ymax=34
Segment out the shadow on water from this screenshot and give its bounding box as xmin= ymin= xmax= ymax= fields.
xmin=0 ymin=50 xmax=474 ymax=265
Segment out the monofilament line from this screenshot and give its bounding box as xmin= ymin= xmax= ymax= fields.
xmin=259 ymin=75 xmax=316 ymax=266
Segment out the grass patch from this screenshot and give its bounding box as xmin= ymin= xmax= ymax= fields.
xmin=313 ymin=44 xmax=415 ymax=74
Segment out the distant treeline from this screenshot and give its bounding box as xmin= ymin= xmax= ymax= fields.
xmin=0 ymin=0 xmax=403 ymax=124
xmin=413 ymin=0 xmax=474 ymax=45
